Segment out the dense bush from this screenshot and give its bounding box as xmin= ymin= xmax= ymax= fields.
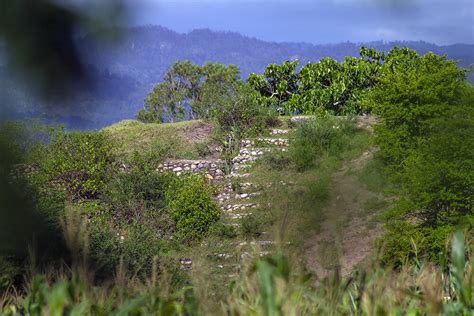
xmin=87 ymin=152 xmax=176 ymax=275
xmin=363 ymin=47 xmax=474 ymax=264
xmin=165 ymin=174 xmax=220 ymax=241
xmin=289 ymin=115 xmax=347 ymax=171
xmin=39 ymin=130 xmax=114 ymax=200
xmin=363 ymin=48 xmax=467 ymax=168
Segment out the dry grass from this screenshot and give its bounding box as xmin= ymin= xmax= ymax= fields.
xmin=103 ymin=119 xmax=217 ymax=160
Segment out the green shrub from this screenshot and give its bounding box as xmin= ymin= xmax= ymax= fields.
xmin=40 ymin=130 xmax=114 ymax=201
xmin=364 ymin=49 xmax=473 ymax=263
xmin=194 ymin=142 xmax=212 ymax=158
xmin=289 ymin=115 xmax=346 ymax=171
xmin=208 ymin=82 xmax=277 ymax=139
xmin=209 ymin=222 xmax=238 ymax=239
xmin=86 ymin=151 xmax=175 ymax=275
xmin=0 ymin=256 xmax=20 ymax=293
xmin=240 ymin=214 xmax=265 ymax=238
xmin=378 ymin=220 xmax=425 ymax=267
xmin=259 ymin=150 xmax=291 ymax=171
xmin=165 ymin=175 xmax=220 ymax=242
xmin=108 ymin=152 xmax=168 ymax=211
xmin=363 ymin=48 xmax=467 ymax=168
xmin=88 ymin=206 xmax=175 ymax=276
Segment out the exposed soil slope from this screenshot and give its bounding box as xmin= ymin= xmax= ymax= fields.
xmin=305 ymin=148 xmax=385 ymax=277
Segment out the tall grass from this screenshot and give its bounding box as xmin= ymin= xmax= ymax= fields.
xmin=224 ymin=231 xmax=473 ymax=315
xmin=2 ymin=231 xmax=471 ymax=315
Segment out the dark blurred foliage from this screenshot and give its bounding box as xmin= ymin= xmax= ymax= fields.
xmin=0 ymin=128 xmax=65 ymax=261
xmin=0 ymin=0 xmax=124 ymax=99
xmin=0 ymin=0 xmax=124 ymax=268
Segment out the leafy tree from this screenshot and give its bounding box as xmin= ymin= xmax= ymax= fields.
xmin=248 ymin=47 xmax=385 ymax=115
xmin=365 ymin=48 xmax=473 ymax=264
xmin=247 ymin=60 xmax=299 ymax=111
xmin=138 ymin=61 xmax=240 ymax=122
xmin=193 ymin=62 xmax=240 ymax=118
xmin=363 ymin=48 xmax=467 ymax=167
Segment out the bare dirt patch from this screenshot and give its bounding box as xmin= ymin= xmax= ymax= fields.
xmin=180 ymin=121 xmax=214 ymax=143
xmin=305 ymin=148 xmax=385 ymax=278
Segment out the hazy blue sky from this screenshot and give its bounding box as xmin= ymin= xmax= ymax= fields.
xmin=127 ymin=0 xmax=474 ymax=45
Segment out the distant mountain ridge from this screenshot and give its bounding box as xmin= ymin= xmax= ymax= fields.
xmin=3 ymin=25 xmax=474 ymax=129
xmin=83 ymin=25 xmax=474 ymax=82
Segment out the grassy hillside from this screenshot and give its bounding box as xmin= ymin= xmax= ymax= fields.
xmin=103 ymin=119 xmax=219 ymax=160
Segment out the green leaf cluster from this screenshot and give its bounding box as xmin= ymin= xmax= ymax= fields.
xmin=165 ymin=174 xmax=220 ymax=242
xmin=248 ymin=46 xmax=385 ymax=115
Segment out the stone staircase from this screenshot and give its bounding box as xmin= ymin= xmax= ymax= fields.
xmin=205 ymin=128 xmax=292 ymax=276
xmin=161 ymin=128 xmax=292 ymax=275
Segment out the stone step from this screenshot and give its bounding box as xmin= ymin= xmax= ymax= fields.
xmin=241 ymin=251 xmax=272 ymax=259
xmin=216 ymin=192 xmax=261 ymax=204
xmin=237 ymin=240 xmax=276 ymax=247
xmin=226 ymin=212 xmax=253 ymax=220
xmin=241 ymin=138 xmax=289 ymax=148
xmin=212 ymin=253 xmax=235 ymax=260
xmin=270 ymin=129 xmax=290 ymax=135
xmin=238 ymin=148 xmax=272 ymax=156
xmin=221 ymin=203 xmax=259 ymax=212
xmin=228 ymin=172 xmax=251 ymax=178
xmin=231 ymin=163 xmax=252 ymax=172
xmin=157 ymin=159 xmax=225 ymax=179
xmin=179 ymin=258 xmax=193 ymax=270
xmin=220 ymin=182 xmax=261 ymax=194
xmin=216 ymin=263 xmax=241 ymax=270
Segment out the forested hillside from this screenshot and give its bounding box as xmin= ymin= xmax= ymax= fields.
xmin=1 ymin=25 xmax=473 ymax=129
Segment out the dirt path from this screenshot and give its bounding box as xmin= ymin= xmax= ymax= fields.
xmin=305 ymin=148 xmax=385 ymax=277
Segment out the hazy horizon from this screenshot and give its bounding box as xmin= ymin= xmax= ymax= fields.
xmin=127 ymin=0 xmax=474 ymax=45
xmin=123 ymin=23 xmax=474 ymax=47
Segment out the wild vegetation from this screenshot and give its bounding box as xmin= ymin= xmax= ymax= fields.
xmin=1 ymin=46 xmax=473 ymax=315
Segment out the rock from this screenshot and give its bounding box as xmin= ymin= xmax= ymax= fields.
xmin=206 ymin=174 xmax=214 ymax=180
xmin=173 ymin=167 xmax=183 ymax=172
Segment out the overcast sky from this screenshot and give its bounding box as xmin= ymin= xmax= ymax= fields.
xmin=126 ymin=0 xmax=474 ymax=45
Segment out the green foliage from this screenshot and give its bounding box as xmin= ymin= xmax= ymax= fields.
xmin=209 ymin=222 xmax=238 ymax=239
xmin=247 ymin=60 xmax=299 ymax=109
xmin=248 ymin=46 xmax=385 ymax=115
xmin=289 ymin=115 xmax=347 ymax=171
xmin=138 ymin=61 xmax=241 ymax=123
xmin=365 ymin=47 xmax=473 ymax=263
xmin=108 ymin=151 xmax=168 ymax=210
xmin=165 ymin=175 xmax=220 ymax=242
xmin=240 ymin=214 xmax=265 ymax=238
xmin=378 ymin=220 xmax=425 ymax=267
xmin=364 ymin=48 xmax=467 ymax=167
xmin=87 ymin=152 xmax=175 ymax=275
xmin=259 ymin=150 xmax=291 ymax=171
xmin=194 ymin=142 xmax=211 ymax=158
xmin=0 ymin=257 xmax=20 ymax=293
xmin=225 ymin=233 xmax=474 ymax=315
xmin=208 ymin=82 xmax=276 ymax=139
xmin=4 ymin=272 xmax=196 ymax=315
xmin=40 ymin=130 xmax=114 ymax=200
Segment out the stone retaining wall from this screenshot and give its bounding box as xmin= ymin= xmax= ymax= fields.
xmin=157 ymin=159 xmax=226 ymax=180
